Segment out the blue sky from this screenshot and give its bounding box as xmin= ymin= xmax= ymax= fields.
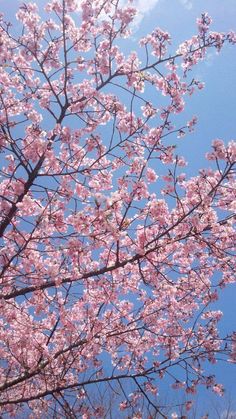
xmin=1 ymin=0 xmax=236 ymax=416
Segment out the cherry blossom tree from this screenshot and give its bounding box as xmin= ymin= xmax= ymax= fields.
xmin=0 ymin=0 xmax=235 ymax=417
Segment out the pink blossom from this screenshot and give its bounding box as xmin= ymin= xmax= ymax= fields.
xmin=212 ymin=384 xmax=224 ymax=396
xmin=146 ymin=167 xmax=158 ymax=182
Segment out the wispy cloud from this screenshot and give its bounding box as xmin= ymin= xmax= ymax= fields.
xmin=220 ymin=410 xmax=236 ymax=419
xmin=205 ymin=50 xmax=218 ymax=67
xmin=179 ymin=0 xmax=193 ymax=10
xmin=125 ymin=0 xmax=160 ymax=28
xmin=133 ymin=0 xmax=160 ymax=16
xmin=76 ymin=0 xmax=160 ymax=28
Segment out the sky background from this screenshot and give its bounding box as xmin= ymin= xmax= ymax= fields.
xmin=0 ymin=0 xmax=236 ymax=416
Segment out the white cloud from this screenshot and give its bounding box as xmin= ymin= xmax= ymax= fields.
xmin=220 ymin=410 xmax=236 ymax=419
xmin=133 ymin=0 xmax=160 ymax=15
xmin=76 ymin=0 xmax=159 ymax=13
xmin=76 ymin=0 xmax=160 ymax=28
xmin=204 ymin=50 xmax=218 ymax=67
xmin=125 ymin=0 xmax=160 ymax=28
xmin=179 ymin=0 xmax=193 ymax=10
